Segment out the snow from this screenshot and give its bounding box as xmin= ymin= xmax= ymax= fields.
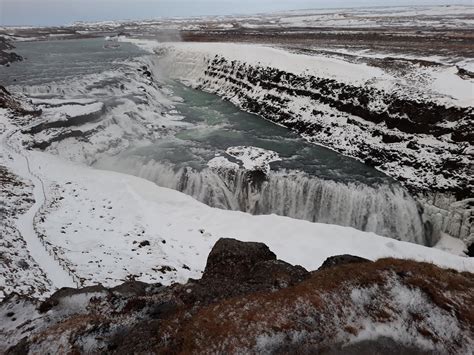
xmin=55 ymin=5 xmax=474 ymax=35
xmin=40 ymin=102 xmax=105 ymax=122
xmin=142 ymin=41 xmax=392 ymax=87
xmin=207 ymin=155 xmax=239 ymax=170
xmin=434 ymin=233 xmax=468 ymax=256
xmin=3 ymin=102 xmax=471 ymax=293
xmin=125 ymin=39 xmax=473 ymax=218
xmin=1 ymin=126 xmax=76 ymax=290
xmin=226 ymin=146 xmax=281 ymax=173
xmin=1 ymin=34 xmax=472 ymax=300
xmin=126 ymin=39 xmax=474 ymax=108
xmin=345 ymin=278 xmax=471 ymax=353
xmin=16 ymin=148 xmax=474 ymax=291
xmin=430 ymin=66 xmax=474 ymax=107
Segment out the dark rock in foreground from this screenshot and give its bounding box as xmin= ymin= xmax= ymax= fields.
xmin=187 ymin=238 xmax=309 ymax=304
xmin=1 ymin=238 xmax=473 ymax=354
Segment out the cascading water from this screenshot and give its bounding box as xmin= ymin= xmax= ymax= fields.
xmin=95 ymin=156 xmax=426 ymax=244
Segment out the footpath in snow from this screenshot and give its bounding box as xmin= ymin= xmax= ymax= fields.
xmin=1 ymin=127 xmax=76 ymax=289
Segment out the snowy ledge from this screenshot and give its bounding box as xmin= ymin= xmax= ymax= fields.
xmin=208 ymin=146 xmax=281 ymax=174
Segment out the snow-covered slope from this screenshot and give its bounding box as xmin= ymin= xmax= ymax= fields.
xmin=128 ymin=40 xmax=473 ymax=243
xmin=1 ymin=103 xmax=473 ymax=301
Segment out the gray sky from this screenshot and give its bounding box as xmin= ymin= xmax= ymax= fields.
xmin=0 ymin=0 xmax=472 ymax=26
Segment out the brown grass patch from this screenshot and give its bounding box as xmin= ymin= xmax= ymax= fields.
xmin=155 ymin=258 xmax=473 ymax=353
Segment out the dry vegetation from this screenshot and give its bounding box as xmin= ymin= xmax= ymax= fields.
xmin=6 ymin=243 xmax=471 ymax=354
xmin=154 ymin=258 xmax=474 ymax=354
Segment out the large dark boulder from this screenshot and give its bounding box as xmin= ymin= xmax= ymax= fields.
xmin=182 ymin=238 xmax=309 ymax=304
xmin=202 ymin=238 xmax=277 ymax=280
xmin=110 ymin=281 xmax=151 ymax=297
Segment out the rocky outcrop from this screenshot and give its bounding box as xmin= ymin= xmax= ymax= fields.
xmin=0 ymin=86 xmax=40 ymax=116
xmin=185 ymin=238 xmax=309 ymax=303
xmin=0 ymin=37 xmax=22 ymax=66
xmin=1 ymin=239 xmax=473 ymax=354
xmin=197 ymin=56 xmax=472 ymax=197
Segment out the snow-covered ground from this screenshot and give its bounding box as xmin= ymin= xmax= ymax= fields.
xmin=1 ymin=104 xmax=473 ymax=300
xmin=42 ymin=5 xmax=474 ymax=32
xmin=225 ymin=146 xmax=281 ymax=173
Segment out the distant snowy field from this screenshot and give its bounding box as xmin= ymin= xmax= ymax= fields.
xmin=60 ymin=5 xmax=474 ymax=31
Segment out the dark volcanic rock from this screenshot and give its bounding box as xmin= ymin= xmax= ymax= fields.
xmin=0 ymin=36 xmax=22 ymax=66
xmin=5 ymin=337 xmax=29 ymax=355
xmin=382 ymin=133 xmax=404 ymax=144
xmin=203 ymin=238 xmax=277 ymax=280
xmin=187 ymin=238 xmax=310 ymax=303
xmin=467 ymin=243 xmax=474 ymax=258
xmin=110 ymin=281 xmax=150 ymax=297
xmin=0 ymin=85 xmax=40 ymax=116
xmin=318 ymin=254 xmax=372 ymax=270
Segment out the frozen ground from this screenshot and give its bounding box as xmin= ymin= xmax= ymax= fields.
xmin=1 ymin=104 xmax=473 ymax=300
xmin=2 ymin=5 xmax=473 ymax=62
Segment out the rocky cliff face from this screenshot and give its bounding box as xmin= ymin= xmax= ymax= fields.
xmin=196 ymin=56 xmax=472 ymax=195
xmin=0 ymin=37 xmax=22 ymax=66
xmin=1 ymin=238 xmax=472 ymax=354
xmin=154 ymin=45 xmax=473 ymax=243
xmin=0 ymin=85 xmax=39 ymax=116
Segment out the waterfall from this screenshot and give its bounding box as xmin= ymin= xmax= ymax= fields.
xmin=95 ymin=157 xmax=427 ymax=244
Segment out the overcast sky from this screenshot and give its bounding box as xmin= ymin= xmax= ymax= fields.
xmin=0 ymin=0 xmax=471 ymax=26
